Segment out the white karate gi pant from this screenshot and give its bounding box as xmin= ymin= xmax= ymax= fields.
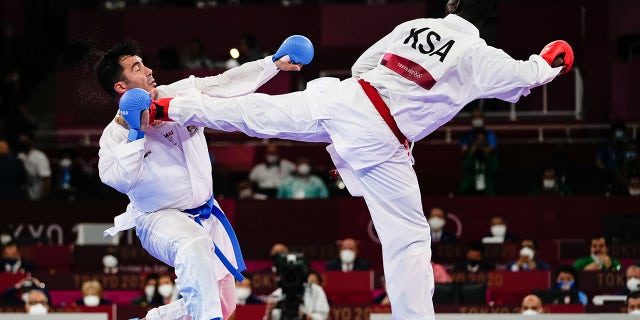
xmin=135 ymin=209 xmax=236 ymax=320
xmin=170 ymin=77 xmax=435 ymax=320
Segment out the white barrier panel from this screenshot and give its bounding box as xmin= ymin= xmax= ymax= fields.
xmin=0 ymin=313 xmax=107 ymax=320
xmin=371 ymin=314 xmax=632 ymax=320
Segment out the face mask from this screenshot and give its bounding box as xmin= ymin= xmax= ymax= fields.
xmin=557 ymin=280 xmax=574 ymax=290
xmin=471 ymin=118 xmax=484 ymax=128
xmin=491 ymin=224 xmax=507 ymax=237
xmin=0 ymin=234 xmax=11 ymax=245
xmin=615 ymin=130 xmax=624 ymax=140
xmin=28 ymin=303 xmax=48 ymax=315
xmin=467 ymin=259 xmax=480 ymax=267
xmin=521 ymin=309 xmax=538 ymax=316
xmin=543 ymin=179 xmax=556 ymax=189
xmin=239 ymin=188 xmax=253 ymax=199
xmin=630 ymin=309 xmax=640 ymax=315
xmin=297 ymin=164 xmax=311 ymax=175
xmin=266 ymin=155 xmax=278 ymax=164
xmin=60 ymin=158 xmax=72 ymax=168
xmin=520 ymin=247 xmax=535 ymax=259
xmin=235 ymin=287 xmax=251 ymax=301
xmin=102 ymin=255 xmax=118 ymax=268
xmin=144 ymin=285 xmax=156 ymax=298
xmin=628 ymin=278 xmax=640 ymax=292
xmin=340 ymin=249 xmax=356 ymax=264
xmin=428 ymin=217 xmax=445 ymax=231
xmin=630 ymin=188 xmax=640 ymax=196
xmin=83 ymin=295 xmax=100 ymax=307
xmin=158 ymin=284 xmax=174 ymax=298
xmin=21 ymin=292 xmax=30 ymax=303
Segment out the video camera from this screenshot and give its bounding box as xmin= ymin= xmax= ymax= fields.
xmin=273 ymin=252 xmax=309 ymax=320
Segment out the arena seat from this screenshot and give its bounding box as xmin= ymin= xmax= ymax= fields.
xmin=486 ymin=270 xmax=550 ymax=305
xmin=323 ymin=270 xmax=373 ymax=304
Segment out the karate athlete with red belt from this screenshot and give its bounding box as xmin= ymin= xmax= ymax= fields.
xmin=121 ymin=1 xmax=574 ymax=318
xmin=96 ymin=37 xmax=307 ymax=320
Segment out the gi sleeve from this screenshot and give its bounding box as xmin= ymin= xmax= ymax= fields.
xmin=467 ymin=44 xmax=562 ymax=103
xmin=98 ymin=121 xmax=146 ymax=194
xmin=159 ymin=56 xmax=279 ymax=98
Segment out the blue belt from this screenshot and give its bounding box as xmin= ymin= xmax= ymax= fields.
xmin=185 ymin=195 xmax=246 ymax=282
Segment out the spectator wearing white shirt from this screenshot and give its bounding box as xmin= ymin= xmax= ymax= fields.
xmin=249 ymin=143 xmax=295 ymax=198
xmin=16 ymin=133 xmax=50 ymax=201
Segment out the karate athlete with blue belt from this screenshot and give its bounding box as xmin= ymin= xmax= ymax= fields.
xmin=96 ymin=37 xmax=308 ymax=320
xmin=121 ymin=1 xmax=575 ymax=318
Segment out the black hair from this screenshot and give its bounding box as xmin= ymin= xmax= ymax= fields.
xmin=555 ymin=264 xmax=579 ymax=286
xmin=95 ymin=40 xmax=141 ymax=99
xmin=590 ymin=234 xmax=607 ymax=246
xmin=521 ymin=238 xmax=538 ymax=250
xmin=145 ymin=273 xmax=160 ymax=283
xmin=627 ymin=291 xmax=640 ymax=305
xmin=468 ymin=241 xmax=484 ymax=254
xmin=308 ymin=269 xmax=323 ymax=286
xmin=428 ymin=207 xmax=448 ymax=218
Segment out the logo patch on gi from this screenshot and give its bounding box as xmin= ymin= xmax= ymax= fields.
xmin=187 ymin=125 xmax=199 ymax=137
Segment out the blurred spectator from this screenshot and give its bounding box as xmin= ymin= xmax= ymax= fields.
xmin=574 ymin=235 xmax=621 ymax=271
xmin=235 ymin=274 xmax=263 ymax=305
xmin=529 ymin=166 xmax=573 ymax=196
xmin=628 ymin=291 xmax=640 ymax=314
xmin=453 ymin=242 xmax=495 ymax=273
xmin=325 ymin=237 xmax=371 ymax=272
xmin=459 ymin=130 xmax=499 ymax=195
xmin=180 ymin=39 xmax=214 ymax=70
xmin=482 ymin=214 xmax=520 ymax=243
xmin=75 ymin=280 xmax=113 ymax=306
xmin=236 ymin=33 xmax=264 ymax=64
xmin=157 ymin=273 xmax=180 ymax=304
xmin=372 ymin=274 xmax=390 ymax=305
xmin=131 ymin=273 xmax=162 ymax=307
xmin=52 ymin=149 xmax=80 ymax=201
xmin=507 ymin=238 xmax=550 ymax=271
xmin=307 ymin=269 xmax=323 ymax=287
xmin=1 ymin=241 xmax=37 ymax=274
xmin=596 ymin=122 xmax=631 ymax=194
xmin=1 ymin=276 xmax=48 ymax=306
xmin=432 ymin=261 xmax=452 ymax=283
xmin=24 ymin=289 xmax=49 ymax=315
xmin=626 ymin=264 xmax=640 ymax=295
xmin=249 ymin=143 xmax=295 ymax=198
xmin=0 ymin=139 xmax=25 ymax=199
xmin=460 ymin=108 xmax=497 ymax=153
xmin=0 ymin=228 xmax=12 ymax=246
xmin=627 ymin=174 xmax=640 ymax=197
xmin=427 ymin=207 xmax=457 ymax=243
xmin=552 ymin=264 xmax=588 ymax=306
xmin=16 ymin=133 xmax=51 ymax=201
xmin=236 ymin=179 xmax=267 ymax=200
xmin=520 ymin=294 xmax=543 ymax=315
xmin=277 ymin=158 xmax=329 ymax=199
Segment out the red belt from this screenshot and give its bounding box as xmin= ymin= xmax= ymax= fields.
xmin=357 ymin=79 xmax=408 ymax=147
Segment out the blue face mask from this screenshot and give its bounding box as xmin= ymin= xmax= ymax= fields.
xmin=557 ymin=280 xmax=574 ymax=290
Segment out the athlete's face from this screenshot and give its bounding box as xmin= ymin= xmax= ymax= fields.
xmin=115 ymin=55 xmax=158 ymax=99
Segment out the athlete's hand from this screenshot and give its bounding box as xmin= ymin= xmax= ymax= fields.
xmin=274 ymin=55 xmax=302 ymax=71
xmin=540 ymin=40 xmax=574 ymax=74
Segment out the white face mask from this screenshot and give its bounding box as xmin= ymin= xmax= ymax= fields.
xmin=235 ymin=287 xmax=252 ymax=302
xmin=628 ymin=277 xmax=640 ymax=292
xmin=297 ymin=163 xmax=311 ymax=175
xmin=83 ymin=295 xmax=100 ymax=307
xmin=428 ymin=217 xmax=446 ymax=231
xmin=0 ymin=234 xmax=11 ymax=245
xmin=340 ymin=249 xmax=356 ymax=264
xmin=630 ymin=188 xmax=640 ymax=196
xmin=543 ymin=179 xmax=556 ymax=189
xmin=144 ymin=285 xmax=156 ymax=298
xmin=239 ymin=188 xmax=253 ymax=199
xmin=471 ymin=118 xmax=484 ymax=128
xmin=21 ymin=292 xmax=30 ymax=304
xmin=60 ymin=158 xmax=72 ymax=168
xmin=158 ymin=284 xmax=174 ymax=298
xmin=266 ymin=155 xmax=279 ymax=164
xmin=522 ymin=309 xmax=539 ymax=316
xmin=491 ymin=224 xmax=507 ymax=237
xmin=520 ymin=247 xmax=535 ymax=259
xmin=102 ymin=255 xmax=118 ymax=268
xmin=629 ymin=309 xmax=640 ymax=315
xmin=28 ymin=303 xmax=48 ymax=315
